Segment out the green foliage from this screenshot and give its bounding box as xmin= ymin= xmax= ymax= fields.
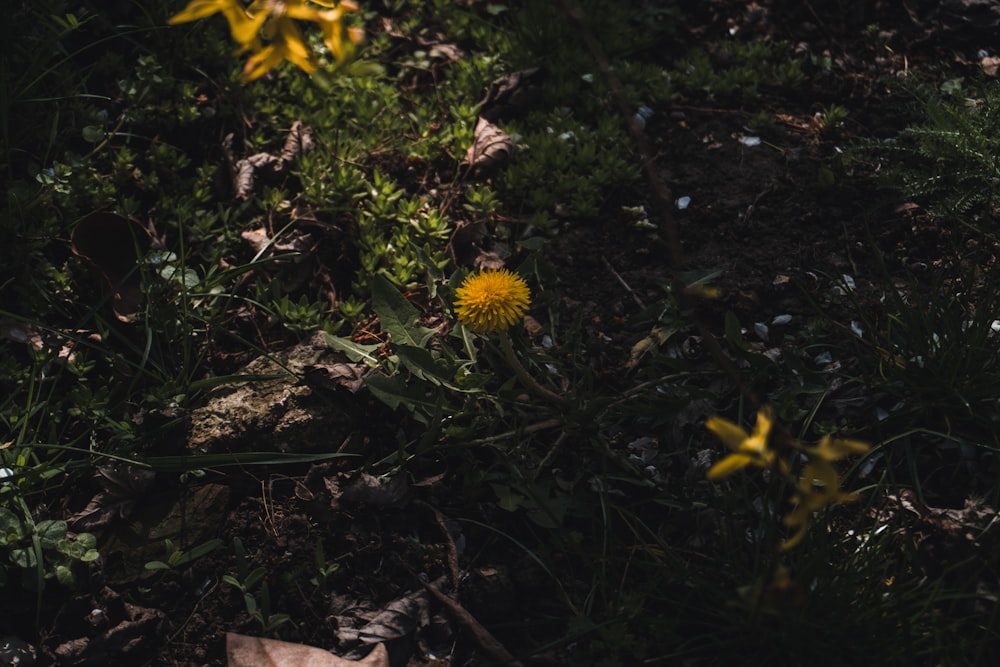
xmin=852 ymin=79 xmax=1000 ymax=225
xmin=145 ymin=537 xmax=224 ymax=571
xmin=223 ymin=537 xmax=291 ymax=633
xmin=0 ymin=506 xmax=98 ymax=589
xmin=500 ymin=110 xmax=640 ymax=221
xmin=672 ymin=41 xmax=805 ymax=102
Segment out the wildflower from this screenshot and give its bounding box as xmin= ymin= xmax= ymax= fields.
xmin=705 ymin=406 xmax=783 ymax=480
xmin=313 ymin=1 xmax=363 ymax=60
xmin=168 ymin=0 xmax=267 ymax=47
xmin=243 ymin=10 xmax=317 ymax=79
xmin=453 ymin=269 xmax=531 ymax=334
xmin=169 ymin=0 xmax=361 ymax=81
xmin=780 ymin=459 xmax=860 ymax=551
xmin=811 ymin=435 xmax=871 ymax=461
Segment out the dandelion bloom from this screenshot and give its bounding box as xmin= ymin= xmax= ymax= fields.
xmin=454 ymin=269 xmax=531 ymax=334
xmin=705 ymin=406 xmax=783 ymax=480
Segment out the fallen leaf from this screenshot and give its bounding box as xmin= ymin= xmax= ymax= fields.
xmin=227 ymin=633 xmax=389 ymax=667
xmin=448 ymin=220 xmax=505 ymax=269
xmin=71 ymin=212 xmax=151 ymax=321
xmin=462 ymin=117 xmax=513 ymax=176
xmin=303 ymin=362 xmax=368 ymax=393
xmin=478 ymin=67 xmax=543 ymax=122
xmin=334 ymin=579 xmax=438 ymax=650
xmin=984 ymin=56 xmax=1000 ymax=77
xmin=224 ymin=121 xmax=314 ymax=199
xmin=68 ymin=465 xmax=156 ymax=532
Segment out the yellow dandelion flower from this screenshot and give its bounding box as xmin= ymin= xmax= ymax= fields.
xmin=454 ymin=269 xmax=531 ymax=334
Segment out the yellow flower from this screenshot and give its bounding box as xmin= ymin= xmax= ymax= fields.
xmin=169 ymin=0 xmax=361 ymax=81
xmin=314 ymin=1 xmax=363 ymax=61
xmin=811 ymin=435 xmax=871 ymax=461
xmin=168 ymin=0 xmax=267 ymax=47
xmin=705 ymin=406 xmax=782 ymax=480
xmin=243 ymin=13 xmax=316 ymax=79
xmin=780 ymin=459 xmax=860 ymax=551
xmin=453 ymin=269 xmax=531 ymax=334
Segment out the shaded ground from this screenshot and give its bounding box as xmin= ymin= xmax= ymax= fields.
xmin=4 ymin=1 xmax=1000 ymax=665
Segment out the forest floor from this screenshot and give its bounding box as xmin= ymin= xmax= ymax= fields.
xmin=3 ymin=1 xmax=1000 ymax=666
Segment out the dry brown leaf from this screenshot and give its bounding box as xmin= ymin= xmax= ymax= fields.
xmin=71 ymin=212 xmax=151 ymax=321
xmin=478 ymin=67 xmax=543 ymax=122
xmin=302 ymin=362 xmax=368 ymax=393
xmin=225 ymin=121 xmax=314 ymax=199
xmin=69 ymin=465 xmax=156 ymax=532
xmin=462 ymin=117 xmax=513 ymax=175
xmin=226 ymin=633 xmax=388 ymax=667
xmin=982 ymin=55 xmax=1000 ymax=77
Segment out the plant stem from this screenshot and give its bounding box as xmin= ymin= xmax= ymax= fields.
xmin=498 ymin=331 xmax=570 ymax=408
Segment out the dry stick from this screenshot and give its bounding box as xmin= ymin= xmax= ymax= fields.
xmin=557 ymin=0 xmax=760 ymax=408
xmin=419 ymin=578 xmax=525 ymax=667
xmin=601 ymin=256 xmax=646 ymax=309
xmin=415 ymin=500 xmax=462 ymax=591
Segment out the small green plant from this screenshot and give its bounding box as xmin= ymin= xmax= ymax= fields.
xmin=672 ymin=41 xmax=805 ymax=101
xmin=309 ymin=541 xmax=340 ymax=590
xmin=0 ymin=507 xmax=99 ymax=589
xmin=851 ymin=79 xmax=1000 ymax=226
xmin=145 ymin=537 xmax=224 ymax=571
xmin=222 ymin=537 xmax=291 ymax=633
xmin=815 ymin=104 xmax=849 ymax=135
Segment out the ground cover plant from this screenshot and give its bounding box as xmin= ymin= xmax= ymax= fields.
xmin=2 ymin=0 xmax=999 ymax=664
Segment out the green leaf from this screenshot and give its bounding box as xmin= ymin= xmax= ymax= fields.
xmin=0 ymin=508 xmax=24 ymax=545
xmin=395 ymin=345 xmax=474 ymax=392
xmin=82 ymin=125 xmax=104 ymax=143
xmin=365 ymin=373 xmax=442 ymax=423
xmin=371 ymin=274 xmax=435 ymax=348
xmin=172 ymin=538 xmax=223 ymax=567
xmin=491 ymin=483 xmax=527 ymax=512
xmin=37 ymin=519 xmax=67 ymax=550
xmin=724 ymin=311 xmax=746 ymax=350
xmin=322 ymin=332 xmax=381 ymax=365
xmin=55 ymin=564 xmax=75 ymax=586
xmin=11 ymin=547 xmax=36 ymax=569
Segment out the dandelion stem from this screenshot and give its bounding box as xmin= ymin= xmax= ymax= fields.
xmin=498 ymin=331 xmax=571 ymax=408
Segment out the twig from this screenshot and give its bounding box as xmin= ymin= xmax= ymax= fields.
xmin=415 ymin=500 xmax=461 ymax=590
xmin=601 ymin=256 xmax=645 ymax=309
xmin=419 ymin=577 xmax=524 ymax=667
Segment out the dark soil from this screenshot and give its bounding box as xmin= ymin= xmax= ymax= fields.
xmin=5 ymin=1 xmax=998 ymax=665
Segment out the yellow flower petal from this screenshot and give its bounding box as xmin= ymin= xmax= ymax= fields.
xmin=704 ymin=416 xmax=750 ymax=452
xmin=813 ymin=436 xmax=871 ymax=461
xmin=275 ymin=17 xmax=317 ymax=72
xmin=242 ymin=44 xmax=284 ymax=80
xmin=454 ymin=269 xmax=531 ymax=334
xmin=168 ymin=0 xmax=234 ymax=24
xmin=749 ymin=405 xmax=773 ymax=446
xmin=226 ymin=7 xmax=268 ymax=46
xmin=706 ymin=453 xmax=756 ymax=480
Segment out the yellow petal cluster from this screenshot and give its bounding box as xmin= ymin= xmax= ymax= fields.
xmin=705 ymin=406 xmax=783 ymax=480
xmin=168 ymin=0 xmax=362 ymax=81
xmin=779 ymin=436 xmax=871 ymax=551
xmin=704 ymin=405 xmax=871 ymax=551
xmin=453 ymin=269 xmax=531 ymax=334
